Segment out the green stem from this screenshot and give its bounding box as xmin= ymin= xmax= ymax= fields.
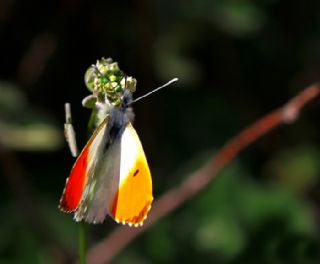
xmin=79 ymin=221 xmax=86 ymax=264
xmin=78 ymin=103 xmax=99 ymax=264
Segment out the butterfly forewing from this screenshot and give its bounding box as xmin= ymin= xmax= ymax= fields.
xmin=111 ymin=122 xmax=153 ymax=226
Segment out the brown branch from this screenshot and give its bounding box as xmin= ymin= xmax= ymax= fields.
xmin=86 ymin=83 xmax=320 ymax=264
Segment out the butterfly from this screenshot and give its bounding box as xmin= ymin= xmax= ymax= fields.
xmin=59 ymin=58 xmax=177 ymax=227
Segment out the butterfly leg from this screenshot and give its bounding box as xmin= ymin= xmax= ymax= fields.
xmin=64 ymin=103 xmax=78 ymax=157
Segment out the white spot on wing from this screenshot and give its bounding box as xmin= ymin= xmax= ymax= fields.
xmin=119 ymin=123 xmax=141 ymax=185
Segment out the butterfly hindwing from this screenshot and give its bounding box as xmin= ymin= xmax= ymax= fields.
xmin=74 ymin=129 xmax=122 ymax=223
xmin=59 ymin=117 xmax=108 ymax=212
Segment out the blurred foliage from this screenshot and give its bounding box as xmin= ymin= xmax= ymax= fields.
xmin=0 ymin=0 xmax=320 ymax=263
xmin=0 ymin=82 xmax=62 ymax=150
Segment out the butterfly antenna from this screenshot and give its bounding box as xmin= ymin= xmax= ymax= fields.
xmin=132 ymin=78 xmax=178 ymax=104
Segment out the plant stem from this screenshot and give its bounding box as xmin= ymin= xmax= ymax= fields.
xmin=79 ymin=221 xmax=86 ymax=264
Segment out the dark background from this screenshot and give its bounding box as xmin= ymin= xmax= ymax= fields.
xmin=0 ymin=0 xmax=320 ymax=263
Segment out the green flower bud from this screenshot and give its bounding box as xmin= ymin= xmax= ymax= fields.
xmin=84 ymin=66 xmax=96 ymax=92
xmin=82 ymin=95 xmax=97 ymax=108
xmin=109 ymin=74 xmax=117 ymax=82
xmin=109 ymin=62 xmax=119 ymax=72
xmin=112 ymin=97 xmax=122 ymax=106
xmin=126 ymin=76 xmax=137 ymax=92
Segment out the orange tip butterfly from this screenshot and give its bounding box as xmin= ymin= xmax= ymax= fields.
xmin=59 ymin=58 xmax=178 ymax=227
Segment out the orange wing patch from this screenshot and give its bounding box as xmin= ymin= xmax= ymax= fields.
xmin=111 ymin=159 xmax=153 ymax=226
xmin=111 ymin=123 xmax=153 ymax=226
